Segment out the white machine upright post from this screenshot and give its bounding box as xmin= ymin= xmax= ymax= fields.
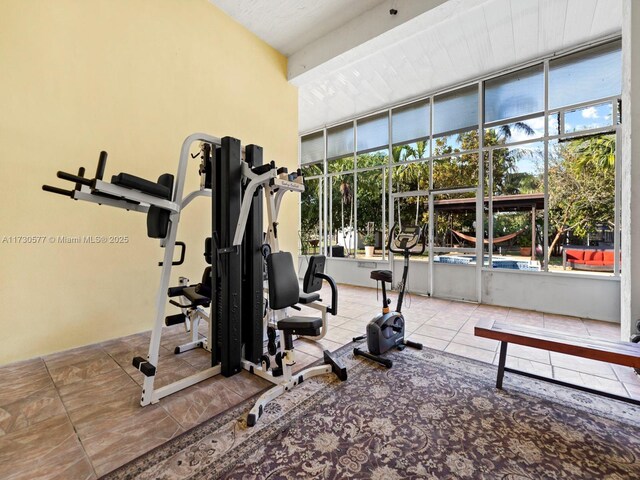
xmin=141 ymin=133 xmax=222 ymax=405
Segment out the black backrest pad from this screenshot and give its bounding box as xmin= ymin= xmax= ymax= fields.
xmin=267 ymin=252 xmax=300 ymax=310
xmin=146 ymin=206 xmax=170 ymax=238
xmin=204 ymin=237 xmax=212 ymax=265
xmin=303 ymin=255 xmax=325 ymax=293
xmin=143 ymin=174 xmax=174 ymax=239
xmin=157 ymin=173 xmax=175 ymax=201
xmin=197 ymin=266 xmax=212 ymax=298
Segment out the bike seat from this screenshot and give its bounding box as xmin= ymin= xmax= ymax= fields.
xmin=370 ymin=270 xmax=392 ymax=283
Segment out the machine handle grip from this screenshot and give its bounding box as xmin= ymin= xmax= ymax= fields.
xmin=416 ymin=225 xmax=428 ymax=255
xmin=159 ymin=241 xmax=186 ymax=266
xmin=96 ymin=151 xmax=108 ymax=180
xmin=75 ymin=167 xmax=86 ymax=191
xmin=316 ymin=272 xmax=338 ymax=316
xmin=42 ymin=185 xmax=75 ymax=198
xmin=57 ymin=171 xmax=92 ymax=186
xmin=387 ymin=223 xmax=404 ymax=254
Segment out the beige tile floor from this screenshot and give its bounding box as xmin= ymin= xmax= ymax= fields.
xmin=1 ymin=284 xmax=638 ymax=479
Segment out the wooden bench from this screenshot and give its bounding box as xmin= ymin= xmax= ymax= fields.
xmin=475 ymin=319 xmax=640 ymax=406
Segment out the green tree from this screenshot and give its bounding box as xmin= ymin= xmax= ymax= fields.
xmin=300 ymin=178 xmax=321 ymax=252
xmin=356 ymin=168 xmax=384 ymax=240
xmin=547 ymin=135 xmax=616 ymax=261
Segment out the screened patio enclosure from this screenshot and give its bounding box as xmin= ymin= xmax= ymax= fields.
xmin=299 ymin=39 xmax=622 ymax=322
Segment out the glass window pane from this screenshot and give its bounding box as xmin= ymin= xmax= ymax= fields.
xmin=392 ymin=161 xmax=429 ymax=193
xmin=433 ymin=128 xmax=479 ymax=155
xmin=301 ymin=161 xmax=323 ymax=177
xmin=392 ymin=100 xmax=430 ymax=145
xmin=392 ymin=140 xmax=430 ymax=163
xmin=564 ymin=102 xmax=613 ymax=134
xmin=548 ymin=113 xmax=560 ymax=136
xmin=356 ymin=168 xmax=385 ymax=259
xmin=300 ymin=178 xmax=322 ymax=255
xmin=484 ymin=116 xmax=545 ymax=147
xmin=327 ymin=122 xmax=354 ymax=160
xmin=357 ymin=113 xmax=388 ymax=152
xmin=300 ymin=131 xmax=324 ymax=165
xmin=549 ymin=41 xmax=621 ymax=109
xmin=490 ymin=210 xmax=543 ymax=270
xmin=433 ymin=207 xmax=476 ymax=262
xmin=492 ymin=143 xmax=544 ymax=197
xmin=433 ymin=153 xmax=479 ymax=189
xmin=490 ymin=143 xmax=544 ymax=271
xmin=327 ymin=155 xmax=354 ymax=174
xmin=484 ymin=65 xmax=544 ymax=123
xmin=357 ymin=148 xmax=388 ymax=169
xmin=433 ymin=85 xmax=478 ymax=135
xmin=329 ymin=174 xmax=355 ymax=258
xmin=548 ymin=135 xmax=616 ymax=275
xmin=394 ymin=196 xmax=429 ymax=260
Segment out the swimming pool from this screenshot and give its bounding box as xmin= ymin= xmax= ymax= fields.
xmin=434 ymin=255 xmax=541 ymax=271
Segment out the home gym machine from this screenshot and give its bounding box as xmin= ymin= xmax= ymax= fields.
xmin=353 ymin=224 xmax=426 ymax=368
xmin=42 ymin=133 xmax=346 ymax=427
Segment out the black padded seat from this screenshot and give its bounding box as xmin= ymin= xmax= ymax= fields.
xmin=277 ymin=316 xmax=322 ymax=336
xmin=298 ymin=292 xmax=320 ymax=304
xmin=370 ymin=269 xmax=392 ymax=283
xmin=182 ymin=286 xmax=210 ymax=307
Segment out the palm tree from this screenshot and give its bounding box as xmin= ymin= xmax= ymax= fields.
xmin=574 ymin=136 xmax=615 ymax=172
xmin=497 ymin=122 xmax=536 ymax=141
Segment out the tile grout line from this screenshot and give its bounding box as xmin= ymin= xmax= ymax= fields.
xmin=41 ymin=356 xmax=99 ymax=480
xmin=159 ymin=402 xmax=191 ymax=432
xmin=609 ymin=363 xmax=640 ymax=399
xmin=622 ymin=383 xmax=637 ymax=399
xmin=100 ymin=342 xmax=144 ymax=389
xmin=100 ymin=341 xmax=207 ymax=443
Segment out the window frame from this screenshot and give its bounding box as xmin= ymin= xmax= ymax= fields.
xmin=298 ymin=38 xmax=622 ymax=278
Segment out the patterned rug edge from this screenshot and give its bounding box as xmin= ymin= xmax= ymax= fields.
xmin=100 ymin=342 xmax=359 ymax=479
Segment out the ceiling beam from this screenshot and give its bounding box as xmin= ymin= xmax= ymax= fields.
xmin=288 ymin=0 xmax=448 ymax=83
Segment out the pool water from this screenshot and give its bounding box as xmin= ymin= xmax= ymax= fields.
xmin=434 ymin=255 xmax=540 ymax=271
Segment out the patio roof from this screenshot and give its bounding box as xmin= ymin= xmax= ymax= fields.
xmin=434 ymin=193 xmax=544 ymax=212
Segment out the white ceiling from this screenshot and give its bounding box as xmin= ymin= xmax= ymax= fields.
xmin=209 ymin=0 xmax=623 ymax=134
xmin=210 ymin=0 xmax=385 ymax=56
xmin=295 ymin=0 xmax=622 ymax=132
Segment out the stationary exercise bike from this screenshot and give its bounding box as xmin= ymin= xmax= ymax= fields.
xmin=353 ymin=224 xmax=426 ymax=368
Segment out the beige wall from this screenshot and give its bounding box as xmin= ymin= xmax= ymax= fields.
xmin=0 ymin=0 xmax=298 ymax=364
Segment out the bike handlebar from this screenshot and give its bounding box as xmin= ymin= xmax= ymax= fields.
xmin=386 ymin=223 xmax=427 ymax=255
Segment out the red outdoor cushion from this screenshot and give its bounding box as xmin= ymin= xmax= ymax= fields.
xmin=585 ymin=250 xmax=604 ymax=262
xmin=565 ymin=249 xmax=585 ymax=262
xmin=603 ymin=250 xmax=615 ymax=265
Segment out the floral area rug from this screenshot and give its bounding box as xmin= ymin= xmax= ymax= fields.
xmin=104 ymin=343 xmax=640 ymax=479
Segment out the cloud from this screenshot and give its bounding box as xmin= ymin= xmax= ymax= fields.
xmin=581 ymin=107 xmax=599 ymax=119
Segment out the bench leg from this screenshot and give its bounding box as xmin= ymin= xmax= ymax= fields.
xmin=496 ymin=341 xmax=508 ymax=389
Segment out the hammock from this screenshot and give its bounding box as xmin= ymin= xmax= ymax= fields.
xmin=450 ymin=228 xmax=526 ymax=245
